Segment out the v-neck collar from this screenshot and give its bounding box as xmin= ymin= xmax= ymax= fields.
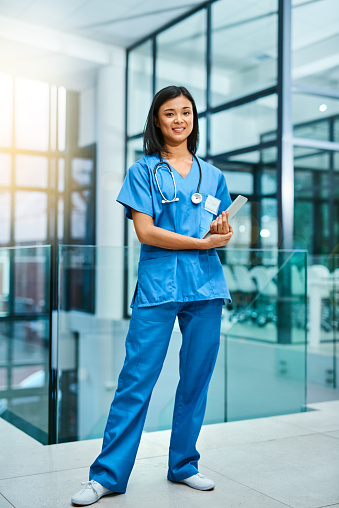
xmin=163 ymin=157 xmax=195 ymax=181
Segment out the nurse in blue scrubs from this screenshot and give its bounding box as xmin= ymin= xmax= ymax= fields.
xmin=72 ymin=85 xmax=233 ymax=506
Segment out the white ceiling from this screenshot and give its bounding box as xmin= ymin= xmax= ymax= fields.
xmin=0 ymin=0 xmax=206 ymax=47
xmin=0 ymin=0 xmax=338 ymax=93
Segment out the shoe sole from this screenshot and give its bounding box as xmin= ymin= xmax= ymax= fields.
xmin=170 ymin=479 xmax=215 ymax=491
xmin=71 ymin=491 xmax=112 ymax=506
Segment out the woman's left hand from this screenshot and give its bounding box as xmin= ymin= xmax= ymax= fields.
xmin=210 ymin=211 xmax=232 ymax=236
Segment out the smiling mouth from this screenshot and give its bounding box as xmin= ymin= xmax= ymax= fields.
xmin=173 ymin=127 xmax=185 ymax=132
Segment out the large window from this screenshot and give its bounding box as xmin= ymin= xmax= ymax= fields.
xmin=0 ymin=74 xmax=96 ymax=248
xmin=126 ymin=0 xmax=339 ymax=258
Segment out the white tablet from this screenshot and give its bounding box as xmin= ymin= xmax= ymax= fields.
xmin=201 ymin=195 xmax=248 ymax=239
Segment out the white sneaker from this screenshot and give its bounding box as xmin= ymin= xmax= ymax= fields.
xmin=71 ymin=480 xmax=113 ymax=506
xmin=178 ymin=472 xmax=215 ymax=490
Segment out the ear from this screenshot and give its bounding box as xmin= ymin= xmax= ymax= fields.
xmin=154 ymin=115 xmax=160 ymax=128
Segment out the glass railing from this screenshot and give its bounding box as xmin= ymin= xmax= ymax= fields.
xmin=0 ymin=245 xmax=318 ymax=444
xmin=306 ymin=253 xmax=339 ymax=393
xmin=56 ymin=246 xmax=308 ymax=442
xmin=0 ymin=245 xmax=51 ymax=444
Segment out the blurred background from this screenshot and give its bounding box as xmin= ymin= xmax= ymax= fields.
xmin=0 ymin=0 xmax=338 ymax=444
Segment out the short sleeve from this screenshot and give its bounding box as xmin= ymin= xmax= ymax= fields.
xmin=215 ymin=170 xmax=232 ymax=216
xmin=116 ymin=161 xmax=153 ymax=220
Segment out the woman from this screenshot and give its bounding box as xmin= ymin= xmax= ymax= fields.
xmin=72 ymin=85 xmax=233 ymax=506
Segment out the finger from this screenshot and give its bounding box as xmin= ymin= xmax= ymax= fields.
xmin=222 ymin=211 xmax=229 ymax=233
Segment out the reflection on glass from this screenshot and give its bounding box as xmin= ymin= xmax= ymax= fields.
xmin=0 ymin=72 xmax=13 ymax=148
xmin=0 ymin=192 xmax=11 ymax=245
xmin=14 ymin=191 xmax=48 ymax=243
xmin=127 ymin=138 xmax=144 ymax=169
xmin=197 ymin=117 xmax=206 ymax=158
xmin=58 ymin=87 xmax=66 ymax=152
xmin=15 ymin=77 xmax=49 ymax=151
xmin=128 ymin=41 xmax=153 ymax=136
xmin=292 ymin=0 xmax=339 ymax=91
xmin=0 ymin=154 xmax=11 ymax=186
xmin=15 ymin=155 xmax=48 ymax=188
xmin=72 ymin=158 xmax=93 ymax=187
xmin=211 ymin=1 xmax=277 ymax=106
xmin=293 ymin=93 xmax=339 ymax=141
xmin=58 ymin=158 xmax=65 ymax=192
xmin=210 ymin=95 xmax=277 ymax=155
xmin=157 ymin=10 xmax=207 ymax=112
xmin=0 ymin=246 xmax=50 ymax=442
xmin=50 ymin=85 xmax=57 ymax=151
xmin=12 ymin=320 xmax=49 ymax=364
xmin=71 ymin=190 xmax=91 ymax=240
xmin=13 ymin=248 xmax=49 ymax=314
xmin=0 ymin=254 xmax=9 ymax=316
xmin=58 ymin=197 xmax=64 ymax=241
xmin=260 ymin=198 xmax=278 ymax=248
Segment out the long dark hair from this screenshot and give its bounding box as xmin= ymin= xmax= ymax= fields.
xmin=143 ymin=85 xmax=199 ymax=156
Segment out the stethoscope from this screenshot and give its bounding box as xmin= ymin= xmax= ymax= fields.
xmin=153 ymin=155 xmax=202 ymax=205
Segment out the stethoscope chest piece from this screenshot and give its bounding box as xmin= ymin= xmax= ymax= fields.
xmin=191 ymin=192 xmax=202 ymax=205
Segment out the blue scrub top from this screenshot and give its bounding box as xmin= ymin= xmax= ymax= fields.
xmin=117 ymin=154 xmax=232 ymax=308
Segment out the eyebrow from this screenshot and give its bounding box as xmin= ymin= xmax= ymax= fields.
xmin=163 ymin=106 xmax=192 ymax=112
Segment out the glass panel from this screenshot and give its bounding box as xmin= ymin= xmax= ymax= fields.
xmin=15 ymin=155 xmax=48 ymax=188
xmin=58 ymin=87 xmax=66 ymax=152
xmin=210 ymin=95 xmax=277 ymax=155
xmin=127 ymin=138 xmax=144 ymax=169
xmin=292 ymin=0 xmax=339 ymax=91
xmin=0 ymin=72 xmax=13 ymax=148
xmin=71 ymin=190 xmax=92 ymax=241
xmin=58 ymin=158 xmax=65 ymax=192
xmin=0 ymin=154 xmax=11 ymax=186
xmin=293 ymin=93 xmax=339 ymax=141
xmin=0 ymin=322 xmax=9 ymax=364
xmin=72 ymin=158 xmax=93 ymax=187
xmin=223 ymin=249 xmax=307 ymax=420
xmin=14 ymin=192 xmax=48 ymax=243
xmin=0 ymin=246 xmax=50 ymax=444
xmin=197 ymin=116 xmax=206 ymax=159
xmin=156 ymin=10 xmax=207 ymax=112
xmin=260 ymin=198 xmax=278 ymax=248
xmin=15 ymin=77 xmax=49 ymax=151
xmin=293 ymin=147 xmax=337 ymax=255
xmin=0 ymin=192 xmax=11 ymax=245
xmin=0 ymin=368 xmax=6 ymax=389
xmin=57 ymin=247 xmax=307 ymax=442
xmin=50 ymin=85 xmax=57 ymax=151
xmin=58 ymin=197 xmax=64 ymax=241
xmin=128 ymin=41 xmax=153 ymax=136
xmin=12 ymin=319 xmax=49 ymax=364
xmin=211 ymin=1 xmax=278 ymax=106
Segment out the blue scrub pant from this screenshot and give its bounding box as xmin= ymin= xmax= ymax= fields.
xmin=89 ymin=298 xmax=223 ymax=493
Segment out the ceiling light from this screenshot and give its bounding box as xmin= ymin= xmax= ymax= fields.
xmin=260 ymin=229 xmax=270 ymax=238
xmin=239 ymin=225 xmax=246 ymax=233
xmin=319 ymin=104 xmax=327 ymax=112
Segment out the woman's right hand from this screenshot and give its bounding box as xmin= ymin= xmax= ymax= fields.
xmin=202 ymin=224 xmax=233 ymax=249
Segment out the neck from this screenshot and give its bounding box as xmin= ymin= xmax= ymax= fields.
xmin=161 ymin=141 xmax=191 ymax=161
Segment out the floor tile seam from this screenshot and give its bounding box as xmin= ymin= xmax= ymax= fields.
xmin=0 ymin=465 xmax=90 ymax=482
xmin=0 ymin=493 xmax=16 ymax=507
xmin=269 ymin=418 xmax=339 ymax=434
xmin=198 ymin=430 xmax=325 ymax=452
xmin=0 ymin=454 xmax=169 ymax=481
xmin=199 ymin=463 xmax=294 ymax=507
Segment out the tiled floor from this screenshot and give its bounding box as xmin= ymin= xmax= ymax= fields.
xmin=0 ymin=401 xmax=339 ymax=508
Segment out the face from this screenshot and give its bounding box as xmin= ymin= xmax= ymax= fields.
xmin=154 ymin=95 xmax=194 ymax=148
